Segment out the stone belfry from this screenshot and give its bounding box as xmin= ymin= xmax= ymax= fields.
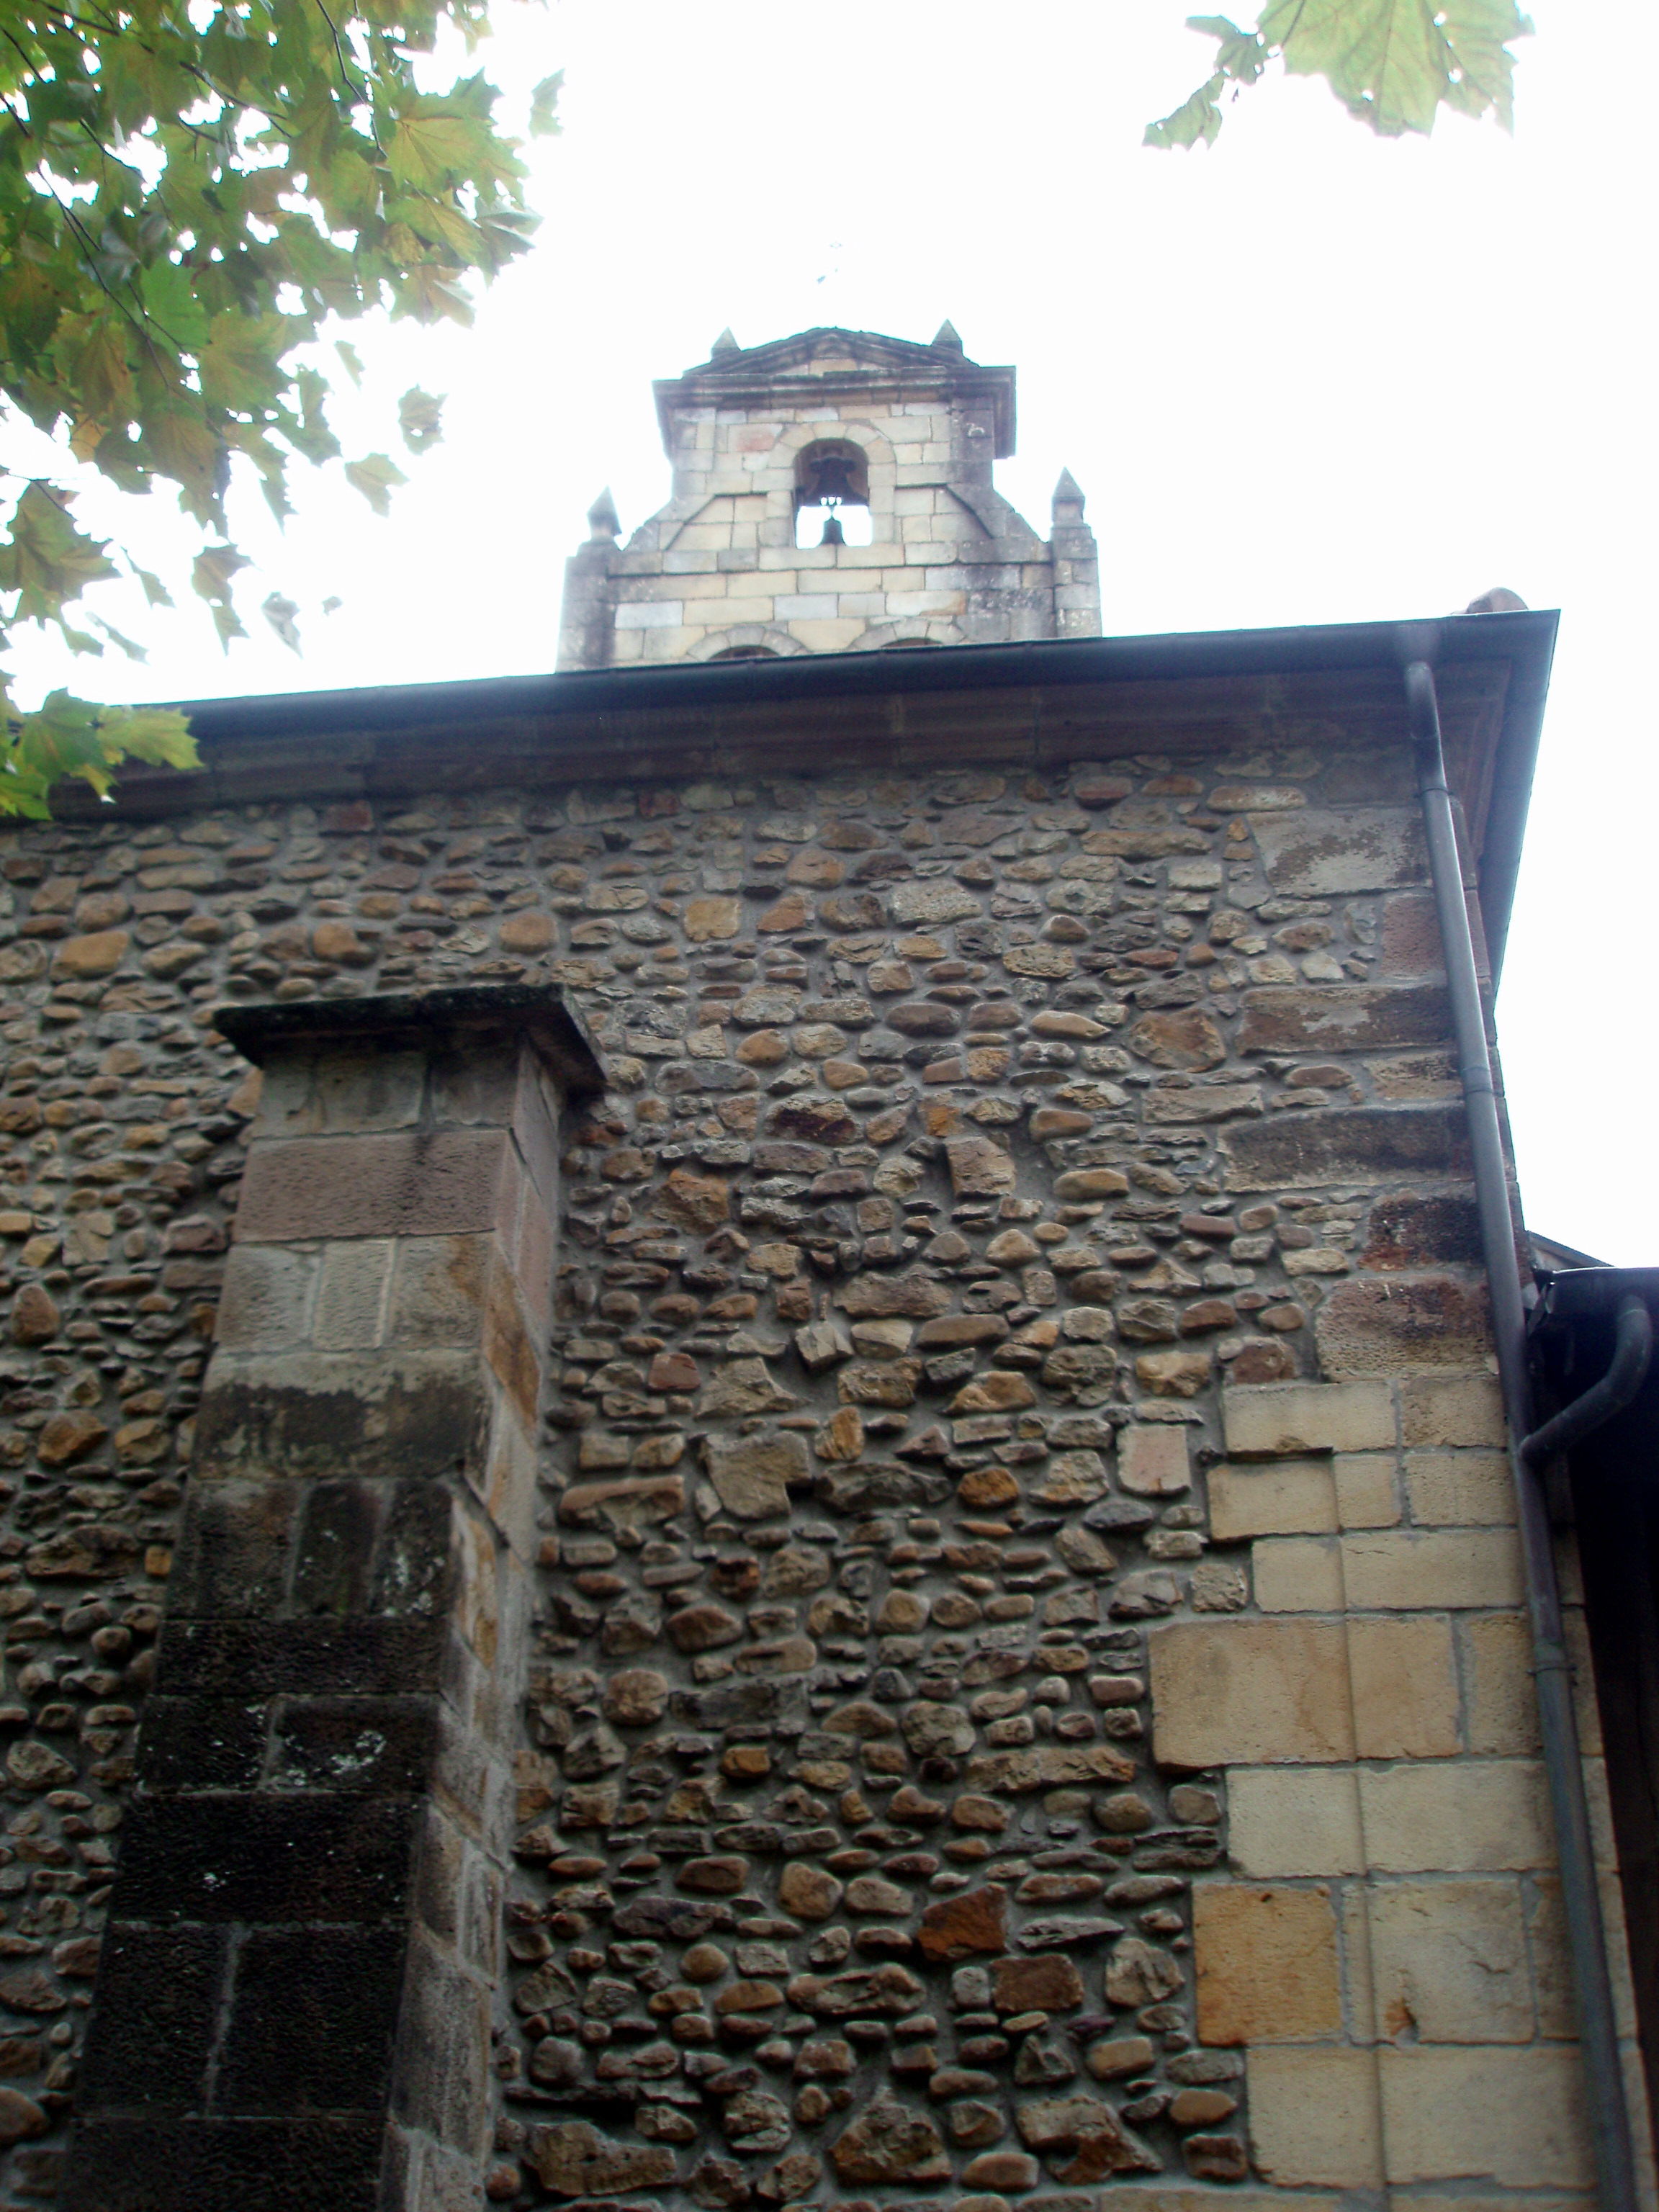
xmin=557 ymin=323 xmax=1101 ymax=667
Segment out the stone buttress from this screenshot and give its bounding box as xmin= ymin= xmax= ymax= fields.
xmin=57 ymin=986 xmax=601 ymax=2211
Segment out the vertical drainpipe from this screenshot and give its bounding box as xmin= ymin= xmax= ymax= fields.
xmin=1399 ymin=632 xmax=1640 ymax=2212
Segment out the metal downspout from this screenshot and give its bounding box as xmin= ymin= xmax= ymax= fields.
xmin=1401 ymin=640 xmax=1642 ymax=2212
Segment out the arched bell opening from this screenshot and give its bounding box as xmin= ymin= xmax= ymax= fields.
xmin=793 ymin=439 xmax=873 ymax=548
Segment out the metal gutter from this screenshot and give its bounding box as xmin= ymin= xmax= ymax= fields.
xmin=162 ymin=609 xmax=1557 ymax=739
xmin=1401 ymin=642 xmax=1639 ymax=2212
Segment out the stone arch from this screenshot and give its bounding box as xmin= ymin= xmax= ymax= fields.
xmin=688 ymin=625 xmax=811 ymax=662
xmin=854 ymin=618 xmax=967 ymax=652
xmin=773 ymin=417 xmax=898 ymax=523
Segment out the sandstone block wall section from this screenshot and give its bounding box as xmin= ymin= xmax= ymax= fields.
xmin=0 ymin=737 xmax=1617 ymax=2208
xmin=1158 ymin=1372 xmax=1650 ymax=2197
xmin=59 ymin=1009 xmax=580 ymax=2212
xmin=557 ymin=385 xmax=1100 ymax=666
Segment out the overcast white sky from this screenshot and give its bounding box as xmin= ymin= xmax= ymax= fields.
xmin=12 ymin=0 xmax=1655 ymax=1259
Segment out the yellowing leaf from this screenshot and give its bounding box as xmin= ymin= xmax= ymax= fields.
xmin=344 ymin=451 xmax=408 ymax=515
xmin=386 ymin=105 xmax=495 ymax=192
xmin=68 ymin=318 xmax=136 ymax=426
xmin=192 ymin=541 xmax=250 ymax=605
xmin=2 ymin=696 xmax=199 ymax=817
xmin=0 ymin=0 xmax=538 ymax=816
xmin=102 ymin=705 xmax=197 ymax=774
xmin=143 ymin=407 xmax=225 ymax=522
xmin=0 ymin=483 xmax=118 ymax=623
xmin=199 ymin=311 xmax=293 ymax=413
xmin=397 ymin=385 xmax=445 ymax=452
xmin=529 ymin=71 xmax=562 ymax=137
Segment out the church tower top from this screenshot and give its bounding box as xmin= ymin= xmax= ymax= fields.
xmin=557 ymin=323 xmax=1099 ymax=668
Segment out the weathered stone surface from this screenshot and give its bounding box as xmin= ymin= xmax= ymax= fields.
xmin=1223 ymin=1104 xmax=1470 ymax=1190
xmin=1239 ymin=984 xmax=1450 ymax=1054
xmin=9 ymin=1284 xmax=60 ymax=1346
xmin=499 ymin=909 xmax=556 ymax=952
xmin=1253 ymin=806 xmax=1426 ymax=894
xmin=36 ymin=1411 xmax=108 ymax=1466
xmin=0 ymin=2087 xmax=48 ymax=2145
xmin=1086 ymin=2034 xmax=1156 ymax=2080
xmin=837 ymin=1269 xmax=952 ymax=1319
xmin=52 ymin=929 xmax=129 ymax=977
xmin=779 ymin=1863 xmax=843 ymax=1921
xmin=962 ymin=2149 xmax=1040 ymax=2189
xmin=1315 ymin=1274 xmax=1491 ymax=1376
xmin=917 ymin=1886 xmax=1008 ymax=1961
xmin=528 ymin=2121 xmax=678 ymax=2196
xmin=1193 ymin=1884 xmax=1341 ymax=2043
xmin=655 ymin=1167 xmax=732 ymax=1228
xmin=559 ymin=1473 xmax=687 ymax=1526
xmin=994 ymin=1955 xmax=1084 ymax=2013
xmin=701 ymin=1431 xmax=809 ymax=1519
xmin=1015 ymin=2094 xmax=1159 ymax=2178
xmin=966 ymin=1745 xmax=1136 ymax=1791
xmin=901 ymin=1701 xmax=976 ymax=1756
xmin=946 ymin=1133 xmax=1017 ymax=1195
xmin=685 ymin=896 xmax=742 ymax=941
xmin=667 ymin=1603 xmax=745 ymax=1653
xmin=1128 ymin=1009 xmax=1226 ymax=1069
xmin=601 ymin=1668 xmax=669 ymax=1726
xmin=696 ymin=1358 xmax=796 ymax=1416
xmin=892 ymin=883 xmax=983 ymax=926
xmin=1118 ymin=1424 xmax=1189 ymax=1496
xmin=830 ymin=2096 xmax=950 ymax=2182
xmin=1151 ymin=1619 xmax=1356 ymax=1767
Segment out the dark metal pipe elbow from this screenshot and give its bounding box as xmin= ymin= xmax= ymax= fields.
xmin=1523 ymin=1293 xmax=1655 ymax=1470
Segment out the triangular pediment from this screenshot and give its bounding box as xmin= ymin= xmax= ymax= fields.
xmin=680 ymin=325 xmax=982 ymax=379
xmin=655 ymin=325 xmax=1017 ymax=458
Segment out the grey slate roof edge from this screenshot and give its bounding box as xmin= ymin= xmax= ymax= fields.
xmin=45 ymin=611 xmax=1557 ymax=987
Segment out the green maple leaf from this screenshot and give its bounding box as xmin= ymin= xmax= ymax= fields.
xmin=192 ymin=541 xmax=250 ymax=607
xmin=138 ymin=259 xmax=210 ymax=356
xmin=1145 ymin=71 xmax=1228 ymax=148
xmin=345 ymin=451 xmax=409 ymax=515
xmin=1 ymin=691 xmax=198 ymax=817
xmin=101 ymin=704 xmax=197 ymax=773
xmin=0 ymin=0 xmax=541 ymax=815
xmin=199 ymin=311 xmax=295 ymax=414
xmin=384 ymin=84 xmax=503 ymax=191
xmin=397 ymin=385 xmax=445 ymax=453
xmin=529 ymin=71 xmax=563 ymax=137
xmin=1262 ymin=0 xmax=1532 ymax=133
xmin=7 ymin=688 xmax=114 ymax=801
xmin=0 ymin=485 xmax=119 ymax=624
xmin=1150 ymin=0 xmax=1531 ymax=144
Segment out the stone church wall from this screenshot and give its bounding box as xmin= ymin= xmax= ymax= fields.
xmin=0 ymin=709 xmax=1629 ymax=2203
